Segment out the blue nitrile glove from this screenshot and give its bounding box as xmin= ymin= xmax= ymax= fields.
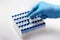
xmin=27 ymin=1 xmax=60 ymax=19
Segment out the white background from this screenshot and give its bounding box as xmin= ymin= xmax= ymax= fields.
xmin=0 ymin=0 xmax=60 ymax=40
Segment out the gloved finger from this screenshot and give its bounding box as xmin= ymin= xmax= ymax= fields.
xmin=38 ymin=13 xmax=48 ymax=19
xmin=27 ymin=4 xmax=39 ymax=17
xmin=29 ymin=7 xmax=41 ymax=19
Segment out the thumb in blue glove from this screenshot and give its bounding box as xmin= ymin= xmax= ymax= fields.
xmin=27 ymin=1 xmax=60 ymax=19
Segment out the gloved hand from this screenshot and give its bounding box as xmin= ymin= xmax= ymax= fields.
xmin=27 ymin=1 xmax=60 ymax=19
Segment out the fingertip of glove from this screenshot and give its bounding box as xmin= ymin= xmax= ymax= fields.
xmin=40 ymin=15 xmax=47 ymax=19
